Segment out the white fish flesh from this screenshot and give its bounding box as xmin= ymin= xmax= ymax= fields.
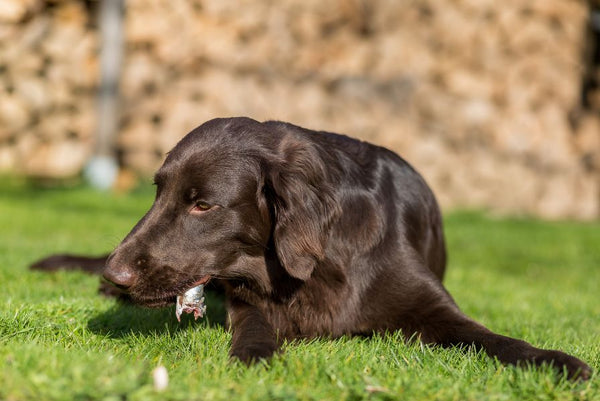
xmin=175 ymin=284 xmax=207 ymax=322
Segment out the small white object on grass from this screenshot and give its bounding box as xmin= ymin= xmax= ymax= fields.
xmin=152 ymin=365 xmax=169 ymax=391
xmin=84 ymin=156 xmax=118 ymax=190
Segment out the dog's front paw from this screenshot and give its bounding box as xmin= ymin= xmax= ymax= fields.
xmin=230 ymin=341 xmax=277 ymax=364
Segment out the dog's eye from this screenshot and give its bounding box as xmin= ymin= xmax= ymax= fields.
xmin=191 ymin=201 xmax=212 ymax=214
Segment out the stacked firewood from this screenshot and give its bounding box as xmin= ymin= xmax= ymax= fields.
xmin=0 ymin=0 xmax=598 ymax=219
xmin=0 ymin=0 xmax=97 ymax=177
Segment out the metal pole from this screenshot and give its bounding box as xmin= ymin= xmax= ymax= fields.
xmin=84 ymin=0 xmax=124 ymax=190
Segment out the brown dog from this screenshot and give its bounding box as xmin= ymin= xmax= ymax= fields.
xmin=32 ymin=117 xmax=591 ymax=380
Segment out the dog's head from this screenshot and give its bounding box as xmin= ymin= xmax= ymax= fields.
xmin=103 ymin=117 xmax=339 ymax=306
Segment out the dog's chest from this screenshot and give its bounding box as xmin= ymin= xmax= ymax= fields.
xmin=263 ymin=283 xmax=361 ymax=339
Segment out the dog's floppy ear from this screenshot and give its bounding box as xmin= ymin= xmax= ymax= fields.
xmin=261 ymin=134 xmax=339 ymax=281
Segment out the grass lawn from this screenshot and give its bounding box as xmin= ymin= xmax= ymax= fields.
xmin=1 ymin=178 xmax=599 ymax=400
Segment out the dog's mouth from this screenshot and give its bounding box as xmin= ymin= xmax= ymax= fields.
xmin=132 ymin=275 xmax=211 ymax=311
xmin=143 ymin=296 xmax=177 ymax=308
xmin=175 ymin=275 xmax=211 ymax=321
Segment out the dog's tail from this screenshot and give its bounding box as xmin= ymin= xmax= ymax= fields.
xmin=30 ymin=254 xmax=109 ymax=275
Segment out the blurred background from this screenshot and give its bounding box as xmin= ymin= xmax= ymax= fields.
xmin=1 ymin=0 xmax=599 ymax=220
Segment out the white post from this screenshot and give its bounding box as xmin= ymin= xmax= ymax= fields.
xmin=85 ymin=0 xmax=124 ymax=190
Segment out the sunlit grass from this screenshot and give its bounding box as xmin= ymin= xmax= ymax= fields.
xmin=1 ymin=179 xmax=598 ymax=400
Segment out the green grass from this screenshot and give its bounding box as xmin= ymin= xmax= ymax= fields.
xmin=1 ymin=178 xmax=599 ymax=400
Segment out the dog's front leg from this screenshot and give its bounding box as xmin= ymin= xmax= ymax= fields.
xmin=227 ymin=298 xmax=278 ymax=364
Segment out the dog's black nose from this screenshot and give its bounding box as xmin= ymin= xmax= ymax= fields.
xmin=103 ymin=265 xmax=136 ymax=290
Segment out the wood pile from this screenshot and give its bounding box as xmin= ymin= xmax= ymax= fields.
xmin=1 ymin=0 xmax=599 ymax=219
xmin=0 ymin=0 xmax=97 ymax=177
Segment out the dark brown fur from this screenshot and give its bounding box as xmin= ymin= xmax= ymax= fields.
xmin=31 ymin=117 xmax=591 ymax=380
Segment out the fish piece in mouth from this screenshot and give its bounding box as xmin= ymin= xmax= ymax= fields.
xmin=175 ymin=284 xmax=207 ymax=322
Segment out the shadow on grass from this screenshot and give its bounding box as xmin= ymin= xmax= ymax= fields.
xmin=87 ymin=290 xmax=227 ymax=338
